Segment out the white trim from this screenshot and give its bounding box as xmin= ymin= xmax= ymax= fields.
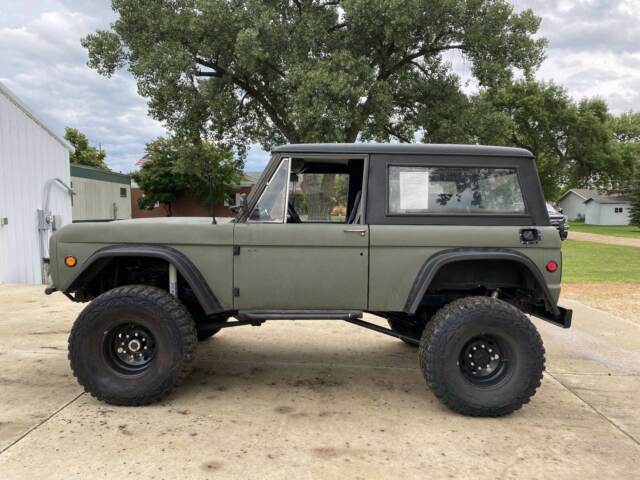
xmin=0 ymin=81 xmax=75 ymax=152
xmin=557 ymin=189 xmax=587 ymax=202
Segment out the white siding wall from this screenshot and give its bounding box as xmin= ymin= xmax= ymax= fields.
xmin=558 ymin=192 xmax=587 ymax=221
xmin=0 ymin=90 xmax=72 ymax=284
xmin=71 ymin=177 xmax=132 ymax=221
xmin=585 ymin=202 xmax=631 ymax=225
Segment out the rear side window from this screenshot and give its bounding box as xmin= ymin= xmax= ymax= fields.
xmin=388 ymin=166 xmax=526 ymax=215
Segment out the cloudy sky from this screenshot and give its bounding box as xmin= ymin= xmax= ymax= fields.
xmin=1 ymin=0 xmax=639 ymax=173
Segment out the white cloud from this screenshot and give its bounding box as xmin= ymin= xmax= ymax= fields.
xmin=1 ymin=0 xmax=638 ymax=175
xmin=0 ymin=2 xmax=165 ymax=172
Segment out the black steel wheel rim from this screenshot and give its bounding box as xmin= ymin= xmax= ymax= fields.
xmin=458 ymin=335 xmax=509 ymax=384
xmin=106 ymin=323 xmax=156 ymax=373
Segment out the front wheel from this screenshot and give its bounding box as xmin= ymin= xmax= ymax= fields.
xmin=68 ymin=285 xmax=197 ymax=406
xmin=419 ymin=297 xmax=545 ymax=417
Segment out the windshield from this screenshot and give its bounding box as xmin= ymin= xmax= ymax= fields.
xmin=247 ymin=158 xmax=290 ymax=222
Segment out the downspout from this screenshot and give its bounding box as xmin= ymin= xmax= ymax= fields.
xmin=39 ymin=178 xmax=75 ymax=283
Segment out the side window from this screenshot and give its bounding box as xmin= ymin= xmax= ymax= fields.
xmin=248 ymin=158 xmax=290 ymax=223
xmin=388 ymin=166 xmax=525 ymax=215
xmin=289 ymin=173 xmax=349 ymax=222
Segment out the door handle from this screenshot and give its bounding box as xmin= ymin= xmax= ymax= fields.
xmin=344 ymin=228 xmax=367 ymax=237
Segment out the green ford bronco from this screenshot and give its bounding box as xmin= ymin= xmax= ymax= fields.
xmin=46 ymin=144 xmax=572 ymax=417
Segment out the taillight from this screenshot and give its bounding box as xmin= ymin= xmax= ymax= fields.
xmin=546 ymin=261 xmax=558 ymax=273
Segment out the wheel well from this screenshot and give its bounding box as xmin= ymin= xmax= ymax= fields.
xmin=69 ymin=256 xmax=207 ymax=321
xmin=418 ymin=259 xmax=548 ymax=315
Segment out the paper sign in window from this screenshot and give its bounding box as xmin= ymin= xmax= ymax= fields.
xmin=399 ymin=170 xmax=429 ymax=211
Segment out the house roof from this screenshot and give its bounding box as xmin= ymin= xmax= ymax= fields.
xmin=272 ymin=143 xmax=533 ymax=158
xmin=0 ymin=81 xmax=74 ymax=152
xmin=70 ymin=163 xmax=131 ymax=185
xmin=557 ymin=188 xmax=599 ymax=202
xmin=584 ymin=194 xmax=632 ymax=205
xmin=238 ymin=171 xmax=261 ymax=187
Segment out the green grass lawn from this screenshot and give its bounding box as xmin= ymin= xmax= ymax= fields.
xmin=562 ymin=240 xmax=640 ymax=283
xmin=569 ymin=222 xmax=640 ymax=239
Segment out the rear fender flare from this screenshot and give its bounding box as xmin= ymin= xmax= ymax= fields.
xmin=404 ymin=248 xmax=559 ymax=318
xmin=63 ymin=244 xmax=223 ymax=315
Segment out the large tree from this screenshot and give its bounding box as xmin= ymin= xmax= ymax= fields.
xmin=64 ymin=127 xmax=110 ymax=170
xmin=441 ymin=80 xmax=636 ymax=198
xmin=82 ymin=0 xmax=545 ymax=150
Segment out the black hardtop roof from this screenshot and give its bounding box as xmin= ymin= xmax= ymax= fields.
xmin=272 ymin=143 xmax=533 ymax=158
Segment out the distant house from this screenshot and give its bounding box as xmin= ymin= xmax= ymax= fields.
xmin=130 ymin=172 xmax=262 ymax=218
xmin=584 ymin=194 xmax=632 ymax=226
xmin=556 ymin=189 xmax=596 ymax=221
xmin=70 ymin=164 xmax=132 ymax=222
xmin=557 ymin=188 xmax=631 ymax=225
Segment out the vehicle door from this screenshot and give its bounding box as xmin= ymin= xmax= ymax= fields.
xmin=233 ymin=157 xmax=369 ymax=311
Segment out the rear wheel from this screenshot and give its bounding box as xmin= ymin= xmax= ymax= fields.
xmin=419 ymin=296 xmax=545 ymax=417
xmin=68 ymin=285 xmax=197 ymax=406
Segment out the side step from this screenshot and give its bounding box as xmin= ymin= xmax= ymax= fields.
xmin=208 ymin=311 xmax=420 ymax=345
xmin=237 ymin=310 xmax=362 ymax=321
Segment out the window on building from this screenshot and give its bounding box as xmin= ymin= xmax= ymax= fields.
xmin=388 ymin=166 xmax=525 ymax=215
xmin=615 ymin=207 xmax=623 ymax=213
xmin=120 ymin=187 xmax=127 ymax=198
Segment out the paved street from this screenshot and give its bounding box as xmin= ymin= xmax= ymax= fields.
xmin=1 ymin=284 xmax=639 ymax=479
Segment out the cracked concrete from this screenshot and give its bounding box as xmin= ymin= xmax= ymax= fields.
xmin=0 ymin=284 xmax=639 ymax=479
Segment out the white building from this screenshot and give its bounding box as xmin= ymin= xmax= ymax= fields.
xmin=584 ymin=195 xmax=632 ymax=226
xmin=0 ymin=82 xmax=74 ymax=284
xmin=71 ymin=164 xmax=131 ymax=222
xmin=556 ymin=189 xmax=595 ymax=221
xmin=557 ymin=188 xmax=632 ymax=225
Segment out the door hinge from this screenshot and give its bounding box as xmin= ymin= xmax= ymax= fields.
xmin=233 ymin=245 xmax=240 ymax=256
xmin=233 ymin=287 xmax=240 ymax=297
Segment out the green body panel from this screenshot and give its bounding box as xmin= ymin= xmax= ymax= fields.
xmin=49 ymin=145 xmax=565 ymax=317
xmin=368 ymin=225 xmax=562 ymax=311
xmin=52 ymin=219 xmax=235 ymax=310
xmin=233 ymin=223 xmax=368 ymax=309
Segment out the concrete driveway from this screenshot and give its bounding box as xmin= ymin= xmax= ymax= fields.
xmin=1 ymin=284 xmax=639 ymax=479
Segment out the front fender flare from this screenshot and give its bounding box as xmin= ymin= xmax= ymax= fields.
xmin=63 ymin=244 xmax=223 ymax=315
xmin=404 ymin=248 xmax=560 ymax=318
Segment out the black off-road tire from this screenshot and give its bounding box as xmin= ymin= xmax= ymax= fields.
xmin=68 ymin=285 xmax=197 ymax=406
xmin=418 ymin=296 xmax=545 ymax=417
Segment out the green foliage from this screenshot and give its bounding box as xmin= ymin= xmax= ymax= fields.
xmin=174 ymin=141 xmax=244 ymax=217
xmin=82 ymin=0 xmax=545 ymax=150
xmin=131 ymin=138 xmax=187 ymax=216
xmin=64 ymin=127 xmax=110 ymax=171
xmin=438 ymin=80 xmax=637 ymax=198
xmin=131 ymin=137 xmax=243 ymax=217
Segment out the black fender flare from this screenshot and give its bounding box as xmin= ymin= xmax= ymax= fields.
xmin=404 ymin=248 xmax=560 ymax=318
xmin=63 ymin=244 xmax=223 ymax=315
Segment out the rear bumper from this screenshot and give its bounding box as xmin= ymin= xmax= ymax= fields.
xmin=535 ymin=306 xmax=572 ymax=329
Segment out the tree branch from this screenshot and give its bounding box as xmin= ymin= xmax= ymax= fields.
xmin=328 ymin=22 xmax=349 ymax=33
xmin=382 ymin=43 xmax=467 ymax=79
xmin=384 ymin=125 xmax=412 ymax=143
xmin=194 ymin=55 xmax=298 ymax=141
